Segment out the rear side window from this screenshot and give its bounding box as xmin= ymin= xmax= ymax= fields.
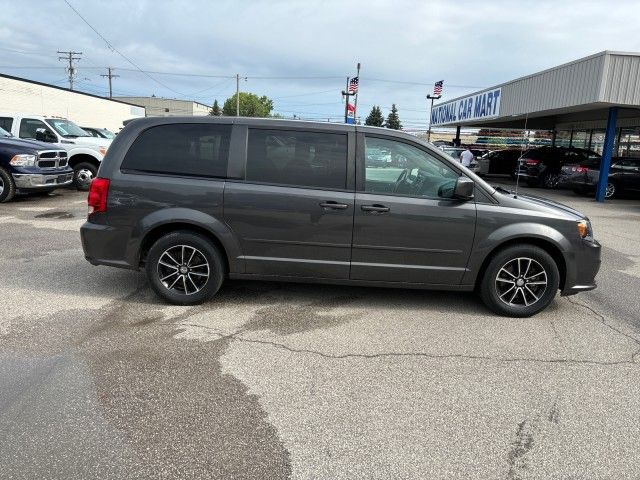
xmin=0 ymin=117 xmax=13 ymax=132
xmin=121 ymin=124 xmax=231 ymax=178
xmin=246 ymin=129 xmax=347 ymax=189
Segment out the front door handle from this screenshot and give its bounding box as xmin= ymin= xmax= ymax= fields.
xmin=319 ymin=201 xmax=349 ymax=210
xmin=361 ymin=204 xmax=390 ymax=213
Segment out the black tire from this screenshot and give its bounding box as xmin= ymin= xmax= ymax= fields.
xmin=0 ymin=167 xmax=16 ymax=203
xmin=146 ymin=230 xmax=225 ymax=305
xmin=480 ymin=244 xmax=560 ymax=317
xmin=73 ymin=162 xmax=98 ymax=191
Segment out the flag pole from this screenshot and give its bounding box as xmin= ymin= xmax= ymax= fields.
xmin=353 ymin=62 xmax=361 ymax=123
xmin=343 ymin=77 xmax=350 ymax=123
xmin=426 ymin=93 xmax=442 ymax=142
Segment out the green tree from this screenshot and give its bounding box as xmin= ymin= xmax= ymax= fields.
xmin=210 ymin=99 xmax=221 ymax=116
xmin=222 ymin=92 xmax=274 ymax=117
xmin=385 ymin=104 xmax=402 ymax=130
xmin=365 ymin=105 xmax=384 ymax=127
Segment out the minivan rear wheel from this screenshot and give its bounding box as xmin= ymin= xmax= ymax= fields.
xmin=146 ymin=231 xmax=224 ymax=305
xmin=480 ymin=244 xmax=560 ymax=317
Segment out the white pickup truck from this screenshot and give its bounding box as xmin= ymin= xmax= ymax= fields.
xmin=0 ymin=113 xmax=112 ymax=190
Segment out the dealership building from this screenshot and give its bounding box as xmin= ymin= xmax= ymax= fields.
xmin=431 ymin=51 xmax=640 ymax=200
xmin=0 ymin=73 xmax=145 ymax=132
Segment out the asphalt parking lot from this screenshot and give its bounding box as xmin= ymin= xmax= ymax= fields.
xmin=1 ymin=184 xmax=640 ymax=479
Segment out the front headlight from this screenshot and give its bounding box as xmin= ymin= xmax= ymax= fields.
xmin=10 ymin=154 xmax=37 ymax=167
xmin=577 ymin=219 xmax=593 ymax=239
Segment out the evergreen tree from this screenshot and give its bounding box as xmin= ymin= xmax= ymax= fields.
xmin=385 ymin=104 xmax=402 ymax=130
xmin=365 ymin=105 xmax=384 ymax=127
xmin=210 ymin=99 xmax=221 ymax=116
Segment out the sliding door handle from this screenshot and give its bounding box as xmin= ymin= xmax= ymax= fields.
xmin=319 ymin=201 xmax=349 ymax=210
xmin=361 ymin=204 xmax=390 ymax=213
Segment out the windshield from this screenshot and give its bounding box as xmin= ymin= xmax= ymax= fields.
xmin=0 ymin=127 xmax=11 ymax=138
xmin=45 ymin=119 xmax=91 ymax=138
xmin=98 ymin=128 xmax=116 ymax=139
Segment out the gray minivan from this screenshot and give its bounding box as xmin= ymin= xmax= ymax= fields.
xmin=81 ymin=117 xmax=601 ymax=317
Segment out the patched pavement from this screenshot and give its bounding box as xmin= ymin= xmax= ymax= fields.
xmin=1 ymin=187 xmax=640 ymax=479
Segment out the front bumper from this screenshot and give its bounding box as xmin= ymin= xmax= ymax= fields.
xmin=561 ymin=239 xmax=601 ymax=296
xmin=12 ymin=171 xmax=73 ymax=190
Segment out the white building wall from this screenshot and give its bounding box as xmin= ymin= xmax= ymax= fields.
xmin=0 ymin=75 xmax=145 ymax=132
xmin=115 ymin=97 xmax=211 ymax=117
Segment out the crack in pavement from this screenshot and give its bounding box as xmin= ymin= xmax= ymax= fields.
xmin=172 ymin=321 xmax=639 ymax=367
xmin=564 ymin=296 xmax=640 ymax=363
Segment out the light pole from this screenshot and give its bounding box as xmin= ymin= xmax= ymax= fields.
xmin=426 ymin=94 xmax=441 ymax=142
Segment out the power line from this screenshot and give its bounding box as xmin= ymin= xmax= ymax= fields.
xmin=62 ymin=0 xmax=185 ymax=96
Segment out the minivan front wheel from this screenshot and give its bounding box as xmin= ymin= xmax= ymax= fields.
xmin=480 ymin=245 xmax=560 ymax=317
xmin=146 ymin=231 xmax=224 ymax=305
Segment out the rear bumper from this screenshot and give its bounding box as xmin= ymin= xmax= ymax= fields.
xmin=80 ymin=220 xmax=138 ymax=270
xmin=12 ymin=171 xmax=73 ymax=190
xmin=561 ymin=239 xmax=601 ymax=296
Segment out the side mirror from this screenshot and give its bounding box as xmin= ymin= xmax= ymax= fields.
xmin=453 ymin=176 xmax=474 ymax=200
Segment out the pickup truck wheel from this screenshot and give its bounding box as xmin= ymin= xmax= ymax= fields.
xmin=480 ymin=244 xmax=560 ymax=317
xmin=73 ymin=162 xmax=97 ymax=191
xmin=146 ymin=231 xmax=224 ymax=305
xmin=0 ymin=167 xmax=16 ymax=203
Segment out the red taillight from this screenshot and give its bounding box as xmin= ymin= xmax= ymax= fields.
xmin=87 ymin=178 xmax=110 ymax=215
xmin=574 ymin=166 xmax=589 ymax=173
xmin=523 ymin=158 xmax=540 ymax=166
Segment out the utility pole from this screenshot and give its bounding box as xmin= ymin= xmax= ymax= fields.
xmin=101 ymin=67 xmax=119 ymax=98
xmin=57 ymin=50 xmax=82 ymax=90
xmin=426 ymin=93 xmax=441 ymax=142
xmin=236 ymin=74 xmax=240 ymax=117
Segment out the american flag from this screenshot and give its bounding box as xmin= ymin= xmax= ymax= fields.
xmin=348 ymin=77 xmax=359 ymax=94
xmin=433 ymin=80 xmax=443 ymax=96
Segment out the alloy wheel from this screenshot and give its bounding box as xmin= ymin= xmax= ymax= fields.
xmin=605 ymin=182 xmax=616 ymax=198
xmin=0 ymin=176 xmax=4 ymax=196
xmin=495 ymin=257 xmax=548 ymax=307
xmin=543 ymin=173 xmax=560 ymax=188
xmin=157 ymin=245 xmax=210 ymax=295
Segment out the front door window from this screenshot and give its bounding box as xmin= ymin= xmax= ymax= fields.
xmin=364 ymin=137 xmax=459 ymax=199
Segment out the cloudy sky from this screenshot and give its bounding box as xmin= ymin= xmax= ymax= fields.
xmin=2 ymin=0 xmax=640 ymax=130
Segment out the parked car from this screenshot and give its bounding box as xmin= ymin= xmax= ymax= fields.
xmin=0 ymin=113 xmax=112 ymax=190
xmin=478 ymin=149 xmax=523 ymax=178
xmin=559 ymin=157 xmax=640 ymax=199
xmin=438 ymin=146 xmax=479 ymax=172
xmin=0 ymin=126 xmax=73 ymax=202
xmin=81 ymin=118 xmax=601 ymax=317
xmin=516 ymin=147 xmax=601 ymax=188
xmin=81 ymin=127 xmax=116 ymax=140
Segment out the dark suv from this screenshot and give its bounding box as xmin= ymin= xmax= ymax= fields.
xmin=81 ymin=118 xmax=601 ymax=317
xmin=516 ymin=147 xmax=601 ymax=188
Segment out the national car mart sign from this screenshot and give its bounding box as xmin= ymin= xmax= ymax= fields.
xmin=431 ymin=88 xmax=502 ymax=126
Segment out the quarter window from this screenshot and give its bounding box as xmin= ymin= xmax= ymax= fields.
xmin=363 ymin=136 xmax=459 ymax=198
xmin=246 ymin=129 xmax=347 ymax=189
xmin=0 ymin=117 xmax=13 ymax=132
xmin=121 ymin=124 xmax=231 ymax=178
